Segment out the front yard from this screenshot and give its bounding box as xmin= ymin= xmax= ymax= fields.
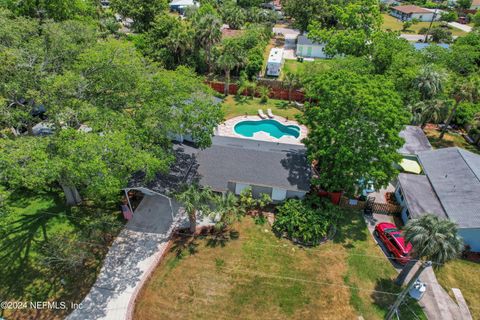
xmin=222 ymin=95 xmax=303 ymax=120
xmin=381 ymin=14 xmax=467 ymax=37
xmin=134 ymin=211 xmax=424 ymax=320
xmin=436 ymin=259 xmax=480 ymax=320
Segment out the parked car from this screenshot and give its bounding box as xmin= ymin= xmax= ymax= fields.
xmin=374 ymin=222 xmax=412 ymax=264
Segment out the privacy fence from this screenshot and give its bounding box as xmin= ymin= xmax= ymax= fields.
xmin=206 ymin=81 xmax=306 ymax=102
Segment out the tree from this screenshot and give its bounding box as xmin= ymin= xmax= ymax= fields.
xmin=429 ymin=27 xmax=453 ymax=44
xmin=1 ymin=0 xmax=96 ymax=21
xmin=301 ymin=70 xmax=408 ymax=193
xmin=215 ymin=38 xmax=247 ymax=95
xmin=283 ymin=0 xmax=329 ymax=32
xmin=440 ymin=11 xmax=458 ymax=23
xmin=307 ymin=0 xmax=382 ymax=57
xmin=414 ymin=65 xmax=445 ymax=101
xmin=221 ymin=2 xmax=246 ymax=29
xmin=283 ymin=71 xmax=300 ymax=104
xmin=456 ymin=0 xmax=473 ymax=10
xmin=193 ymin=13 xmax=222 ymax=73
xmin=175 ymin=184 xmax=214 ymax=233
xmin=439 ymin=76 xmax=479 ymax=140
xmin=395 ymin=214 xmax=464 ymax=286
xmin=213 ymin=192 xmax=242 ymax=230
xmin=411 ymin=99 xmax=448 ymax=129
xmin=110 ymin=0 xmax=168 ymax=32
xmin=472 ymin=11 xmax=480 ymax=27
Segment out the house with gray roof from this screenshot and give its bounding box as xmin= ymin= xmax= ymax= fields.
xmin=395 ymin=147 xmax=480 ymax=252
xmin=129 ymin=136 xmax=311 ymax=202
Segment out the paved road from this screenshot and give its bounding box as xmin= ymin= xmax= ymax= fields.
xmin=68 ymin=195 xmax=184 ymax=320
xmin=448 ymin=22 xmax=472 ymax=33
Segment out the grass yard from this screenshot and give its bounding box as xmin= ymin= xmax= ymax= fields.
xmin=436 ymin=259 xmax=480 ymax=320
xmin=381 ymin=14 xmax=467 ymax=37
xmin=282 ymin=59 xmax=333 ymax=77
xmin=424 ymin=127 xmax=480 ymax=154
xmin=222 ymin=95 xmax=303 ymax=120
xmin=0 ymin=190 xmax=123 ymax=319
xmin=134 ymin=211 xmax=425 ymax=320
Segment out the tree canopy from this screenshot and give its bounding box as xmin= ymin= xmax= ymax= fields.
xmin=301 ymin=70 xmax=408 ymax=193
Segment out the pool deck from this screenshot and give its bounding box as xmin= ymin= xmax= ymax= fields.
xmin=216 ymin=115 xmax=307 ymax=145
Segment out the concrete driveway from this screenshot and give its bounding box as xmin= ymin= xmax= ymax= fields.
xmin=68 ymin=195 xmax=183 ymax=320
xmin=448 ymin=22 xmax=472 ymax=33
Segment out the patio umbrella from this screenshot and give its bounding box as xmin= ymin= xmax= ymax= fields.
xmin=399 ymin=159 xmax=422 ymax=174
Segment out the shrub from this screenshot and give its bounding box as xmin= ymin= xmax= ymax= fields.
xmin=273 ymin=197 xmax=341 ymax=246
xmin=454 ymin=102 xmax=480 ymax=126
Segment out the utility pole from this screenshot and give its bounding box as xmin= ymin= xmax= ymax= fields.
xmin=386 ymin=261 xmax=432 ymax=320
xmin=424 ymin=9 xmax=438 ymax=43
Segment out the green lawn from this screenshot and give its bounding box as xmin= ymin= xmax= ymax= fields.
xmin=424 ymin=127 xmax=480 ymax=154
xmin=134 ymin=211 xmax=425 ymax=320
xmin=222 ymin=95 xmax=303 ymax=120
xmin=381 ymin=13 xmax=467 ymax=37
xmin=282 ymin=59 xmax=333 ymax=77
xmin=436 ymin=259 xmax=480 ymax=320
xmin=1 ymin=191 xmax=123 ymax=319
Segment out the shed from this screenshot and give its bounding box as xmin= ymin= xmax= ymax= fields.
xmin=296 ymin=35 xmax=328 ymax=59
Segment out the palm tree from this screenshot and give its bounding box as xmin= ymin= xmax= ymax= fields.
xmin=395 ymin=214 xmax=463 ymax=285
xmin=410 ymin=99 xmax=448 ymax=129
xmin=175 ymin=184 xmax=214 ymax=234
xmin=213 ymin=192 xmax=242 ymax=230
xmin=414 ymin=65 xmax=444 ymax=100
xmin=283 ymin=71 xmax=300 ymax=104
xmin=195 ymin=14 xmax=222 ymax=74
xmin=439 ymin=77 xmax=479 ymax=140
xmin=216 ymin=41 xmax=246 ymax=96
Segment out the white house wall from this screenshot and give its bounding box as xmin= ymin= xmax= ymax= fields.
xmin=296 ymin=44 xmax=328 ymax=59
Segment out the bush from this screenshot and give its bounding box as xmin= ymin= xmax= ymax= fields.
xmin=273 ymin=197 xmax=342 ymax=246
xmin=441 ymin=11 xmax=458 ymax=23
xmin=454 ymin=102 xmax=480 ymax=126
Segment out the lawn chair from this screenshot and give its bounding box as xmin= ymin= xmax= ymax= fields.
xmin=267 ymin=109 xmax=274 ymax=118
xmin=258 ymin=109 xmax=267 ymax=119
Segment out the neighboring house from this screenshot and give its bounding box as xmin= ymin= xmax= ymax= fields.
xmin=395 ymin=147 xmax=480 ymax=252
xmin=296 ymin=35 xmax=328 ymax=59
xmin=169 ymin=0 xmax=199 ymax=14
xmin=129 ymin=136 xmax=311 ymax=202
xmin=266 ymin=48 xmax=284 ymax=77
xmin=390 ymin=5 xmax=442 ymax=22
xmin=471 ymin=0 xmax=480 ymax=10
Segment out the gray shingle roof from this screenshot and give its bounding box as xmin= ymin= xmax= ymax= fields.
xmin=196 ymin=136 xmax=311 ymax=192
xmin=398 ymin=125 xmax=432 ymax=155
xmin=418 ymin=147 xmax=480 ymax=228
xmin=398 ymin=173 xmax=447 ymax=219
xmin=297 ymin=35 xmax=320 ymax=46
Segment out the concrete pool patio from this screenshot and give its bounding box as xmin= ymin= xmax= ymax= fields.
xmin=216 ymin=115 xmax=308 ymax=145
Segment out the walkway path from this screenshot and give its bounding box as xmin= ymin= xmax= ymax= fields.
xmin=68 ymin=195 xmax=183 ymax=320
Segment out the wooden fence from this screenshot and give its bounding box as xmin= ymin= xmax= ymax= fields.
xmin=339 ymin=196 xmax=402 ymax=216
xmin=206 ymin=81 xmax=306 ymax=102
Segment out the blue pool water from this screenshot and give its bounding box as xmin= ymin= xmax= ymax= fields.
xmin=234 ymin=119 xmax=301 ymax=139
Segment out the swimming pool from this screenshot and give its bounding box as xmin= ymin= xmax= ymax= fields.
xmin=234 ymin=119 xmax=301 ymax=139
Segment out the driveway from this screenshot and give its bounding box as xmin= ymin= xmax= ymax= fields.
xmin=68 ymin=195 xmax=184 ymax=320
xmin=448 ymin=22 xmax=472 ymax=33
xmin=364 ymin=213 xmax=470 ymax=320
xmin=273 ymin=27 xmax=300 ymax=37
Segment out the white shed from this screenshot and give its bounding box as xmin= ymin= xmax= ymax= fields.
xmin=296 ymin=35 xmax=328 ymax=59
xmin=266 ymin=48 xmax=284 ymax=77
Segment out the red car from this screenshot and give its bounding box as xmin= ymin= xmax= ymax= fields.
xmin=374 ymin=222 xmax=412 ymax=264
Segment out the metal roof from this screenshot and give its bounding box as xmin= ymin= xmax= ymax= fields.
xmin=418 ymin=147 xmax=480 ymax=228
xmin=267 ymin=48 xmax=284 ymax=64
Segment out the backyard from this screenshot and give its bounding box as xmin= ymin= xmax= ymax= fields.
xmin=134 ymin=211 xmax=425 ymax=320
xmin=282 ymin=59 xmax=333 ymax=78
xmin=381 ymin=14 xmax=467 ymax=37
xmin=424 ymin=127 xmax=480 ymax=154
xmin=222 ymin=95 xmax=303 ymax=119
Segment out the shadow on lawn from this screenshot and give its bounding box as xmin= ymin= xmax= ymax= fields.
xmin=333 ymin=212 xmax=368 ymax=247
